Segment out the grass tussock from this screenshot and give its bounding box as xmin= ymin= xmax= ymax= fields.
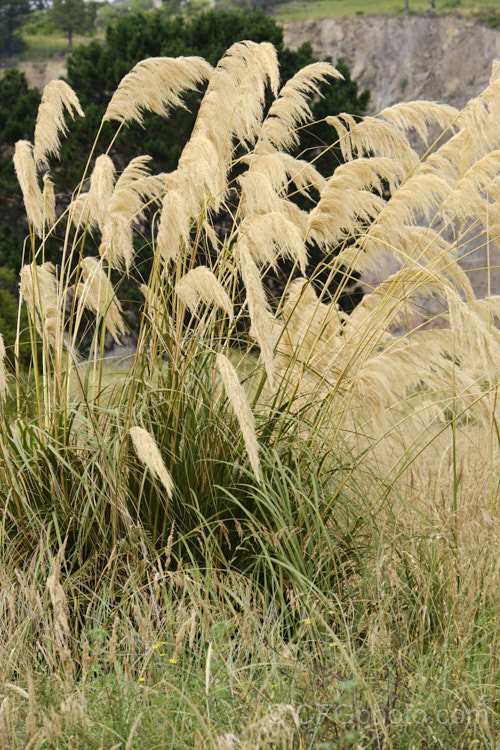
xmin=3 ymin=41 xmax=500 ymax=747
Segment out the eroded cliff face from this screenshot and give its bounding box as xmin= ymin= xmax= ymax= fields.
xmin=282 ymin=14 xmax=500 ymax=112
xmin=283 ymin=14 xmax=500 ymax=309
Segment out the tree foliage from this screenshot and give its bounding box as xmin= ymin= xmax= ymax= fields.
xmin=0 ymin=0 xmax=33 ymax=55
xmin=48 ymin=0 xmax=96 ymax=46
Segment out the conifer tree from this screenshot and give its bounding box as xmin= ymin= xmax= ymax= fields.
xmin=48 ymin=0 xmax=96 ymax=47
xmin=0 ymin=0 xmax=33 ymax=55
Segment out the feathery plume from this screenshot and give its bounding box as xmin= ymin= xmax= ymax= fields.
xmin=446 ymin=287 xmax=500 ymax=379
xmin=378 ymin=101 xmax=459 ymax=144
xmin=441 ymin=149 xmax=500 ymax=219
xmin=103 ymin=56 xmax=212 ymax=125
xmin=87 ymin=154 xmax=116 ymax=231
xmin=68 ymin=192 xmax=91 ymax=231
xmin=101 ymin=156 xmax=163 ymax=270
xmin=157 ymin=183 xmax=190 ymax=264
xmin=262 ymin=62 xmax=342 ymax=151
xmin=129 ymin=426 xmax=174 ymax=498
xmin=243 ymin=146 xmax=326 ymax=196
xmin=238 ymin=171 xmax=282 ymax=216
xmin=100 ymin=213 xmax=134 ymax=271
xmin=42 ymin=173 xmax=56 ymax=228
xmin=13 ymin=141 xmax=44 ymax=234
xmin=216 ymin=353 xmax=261 ymax=480
xmin=230 ymin=41 xmax=280 ymax=145
xmin=366 ymin=170 xmax=452 ymax=230
xmin=327 ymin=114 xmax=419 ymax=171
xmin=239 ymin=244 xmax=275 ymax=389
xmin=308 ymin=187 xmax=385 ymax=247
xmin=167 ymin=41 xmax=279 ymax=220
xmin=239 ymin=213 xmax=307 ymax=272
xmin=74 ymin=257 xmax=126 ymax=345
xmin=308 ymin=156 xmax=406 ymax=246
xmin=33 ymin=80 xmax=84 ymax=167
xmin=175 ymin=266 xmax=234 ymax=321
xmin=19 ymin=262 xmax=59 ymax=344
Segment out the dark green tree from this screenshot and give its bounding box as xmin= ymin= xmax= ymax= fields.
xmin=0 ymin=0 xmax=33 ymax=55
xmin=0 ymin=69 xmax=41 ymax=269
xmin=48 ymin=0 xmax=96 ymax=46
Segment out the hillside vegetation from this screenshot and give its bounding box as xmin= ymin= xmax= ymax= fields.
xmin=2 ymin=28 xmax=500 ymax=748
xmin=275 ymin=0 xmax=500 ymax=23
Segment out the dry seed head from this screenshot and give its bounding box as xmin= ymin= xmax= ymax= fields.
xmin=243 ymin=146 xmax=326 ymax=196
xmin=239 ymin=213 xmax=307 ymax=273
xmin=175 ymin=266 xmax=234 ymax=322
xmin=5 ymin=684 xmax=29 ymax=700
xmin=19 ymin=262 xmax=59 ymax=344
xmin=369 ymin=170 xmax=453 ymax=233
xmin=446 ymin=287 xmax=500 ymax=379
xmin=230 ymin=42 xmax=280 ymax=145
xmin=87 ymin=154 xmax=116 ymax=231
xmin=456 ymin=77 xmax=500 ymax=168
xmin=172 ymin=41 xmax=279 ymax=217
xmin=327 ymin=114 xmax=419 ymax=172
xmin=239 ymin=245 xmax=275 ymax=390
xmin=177 ymin=135 xmax=223 ymax=213
xmin=33 ymin=80 xmax=84 ymax=167
xmin=102 ymin=156 xmax=163 ymax=270
xmin=75 ymin=257 xmax=126 ymax=345
xmin=245 ymin=703 xmax=300 ymax=748
xmin=378 ymin=100 xmax=459 ymax=144
xmin=263 ymin=61 xmax=342 ymax=150
xmin=238 ymin=171 xmax=282 ymax=216
xmin=69 ymin=192 xmax=91 ymax=231
xmin=100 ymin=213 xmax=134 ymax=271
xmin=441 ymin=149 xmax=500 ymax=219
xmin=322 ymin=156 xmax=405 ymax=196
xmin=216 ymin=353 xmax=261 ymax=480
xmin=46 ymin=569 xmax=69 ymax=637
xmin=103 ymin=56 xmax=212 ymax=125
xmin=129 ymin=426 xmax=174 ymax=498
xmin=13 ymin=140 xmax=44 ymax=234
xmin=42 ymin=173 xmax=56 ymax=228
xmin=157 ymin=173 xmax=190 ymax=263
xmin=308 ymin=186 xmax=385 ymax=247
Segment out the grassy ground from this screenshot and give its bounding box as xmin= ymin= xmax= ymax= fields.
xmin=11 ymin=32 xmax=104 ymax=62
xmin=274 ymin=0 xmax=500 ymax=23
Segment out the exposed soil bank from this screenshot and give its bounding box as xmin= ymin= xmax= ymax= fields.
xmin=282 ymin=14 xmax=500 ymax=112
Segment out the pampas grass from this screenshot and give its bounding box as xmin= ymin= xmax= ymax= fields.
xmin=129 ymin=426 xmax=174 ymax=498
xmin=5 ymin=41 xmax=500 ymax=748
xmin=103 ymin=56 xmax=212 ymax=125
xmin=175 ymin=266 xmax=234 ymax=322
xmin=216 ymin=352 xmax=260 ymax=479
xmin=33 ymin=80 xmax=84 ymax=168
xmin=74 ymin=257 xmax=126 ymax=345
xmin=13 ymin=140 xmax=45 ymax=235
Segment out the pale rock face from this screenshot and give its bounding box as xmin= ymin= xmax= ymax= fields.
xmin=283 ymin=15 xmax=500 ymax=306
xmin=282 ymin=14 xmax=500 ymax=114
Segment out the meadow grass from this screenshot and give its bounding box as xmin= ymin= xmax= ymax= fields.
xmin=274 ymin=0 xmax=500 ymax=23
xmin=14 ymin=33 xmax=104 ymax=62
xmin=3 ymin=42 xmax=500 ymax=748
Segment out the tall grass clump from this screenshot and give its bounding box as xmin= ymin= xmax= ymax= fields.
xmin=3 ymin=40 xmax=500 ymax=747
